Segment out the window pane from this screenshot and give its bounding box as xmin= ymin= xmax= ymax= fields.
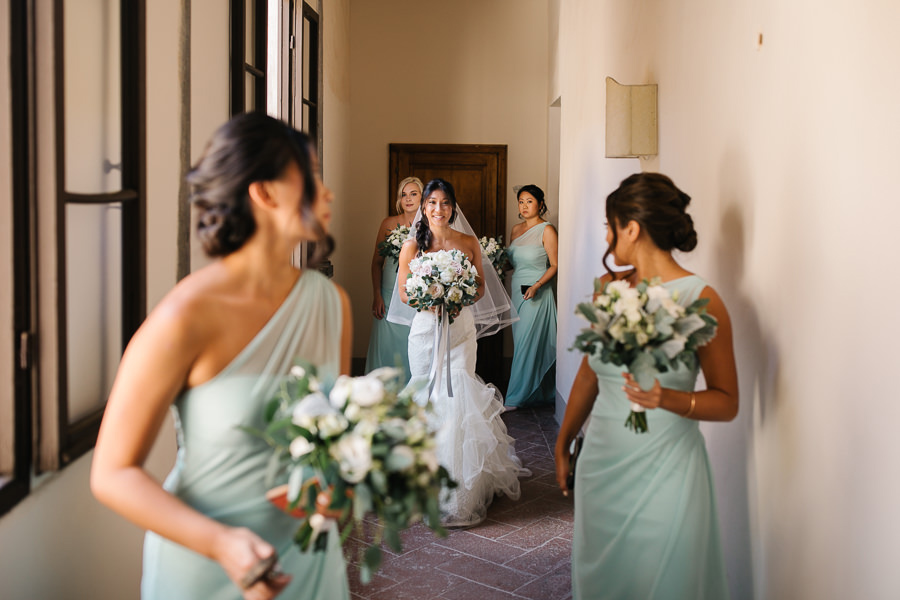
xmin=245 ymin=0 xmax=256 ymax=65
xmin=245 ymin=72 xmax=257 ymax=112
xmin=65 ymin=202 xmax=123 ymax=423
xmin=302 ymin=17 xmax=311 ymax=100
xmin=64 ymin=0 xmax=122 ymax=194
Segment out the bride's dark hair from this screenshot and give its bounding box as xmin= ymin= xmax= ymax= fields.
xmin=416 ymin=178 xmax=458 ymax=251
xmin=187 ymin=113 xmax=333 ymax=265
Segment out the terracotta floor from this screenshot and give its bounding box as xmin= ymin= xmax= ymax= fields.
xmin=343 ymin=405 xmax=574 ymax=600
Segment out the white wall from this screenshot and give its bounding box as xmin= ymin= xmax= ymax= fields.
xmin=555 ymin=1 xmax=900 ymax=599
xmin=341 ymin=0 xmax=550 ymax=359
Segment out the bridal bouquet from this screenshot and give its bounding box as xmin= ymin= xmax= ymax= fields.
xmin=479 ymin=235 xmax=509 ymax=278
xmin=404 ymin=249 xmax=479 ymax=323
xmin=377 ymin=224 xmax=411 ymax=261
xmin=571 ymin=277 xmax=718 ymax=433
xmin=246 ymin=363 xmax=455 ymax=583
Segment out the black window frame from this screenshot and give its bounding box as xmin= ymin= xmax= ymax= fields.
xmin=52 ymin=0 xmax=146 ymax=467
xmin=230 ymin=0 xmax=268 ymax=115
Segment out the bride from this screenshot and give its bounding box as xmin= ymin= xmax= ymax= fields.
xmin=388 ymin=178 xmax=529 ymax=527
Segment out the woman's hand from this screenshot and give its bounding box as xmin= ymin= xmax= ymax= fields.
xmin=372 ymin=295 xmax=386 ymax=320
xmin=622 ymin=373 xmax=663 ymax=410
xmin=554 ymin=436 xmax=574 ymax=497
xmin=523 ymin=285 xmax=538 ymax=301
xmin=212 ymin=527 xmax=292 ymax=600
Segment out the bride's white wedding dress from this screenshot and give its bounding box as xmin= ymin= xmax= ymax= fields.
xmin=409 ymin=306 xmax=530 ymax=527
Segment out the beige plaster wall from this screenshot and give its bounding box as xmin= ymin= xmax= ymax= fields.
xmin=555 ymin=1 xmax=900 ymax=598
xmin=340 ymin=0 xmax=550 ymax=359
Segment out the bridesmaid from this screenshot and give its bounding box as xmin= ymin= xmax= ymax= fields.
xmin=505 ymin=185 xmax=558 ymax=409
xmin=91 ymin=114 xmax=351 ymax=600
xmin=365 ymin=176 xmax=423 ymax=381
xmin=554 ymin=173 xmax=738 ymax=600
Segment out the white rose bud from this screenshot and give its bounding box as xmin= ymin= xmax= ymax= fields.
xmin=330 ymin=433 xmax=372 ymax=483
xmin=289 ymin=436 xmax=315 ymax=458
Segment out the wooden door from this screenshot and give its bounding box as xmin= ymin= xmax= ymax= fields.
xmin=388 ymin=144 xmax=508 ymax=390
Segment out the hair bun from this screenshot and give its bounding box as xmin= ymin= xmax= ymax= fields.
xmin=672 ymin=213 xmax=697 ymax=252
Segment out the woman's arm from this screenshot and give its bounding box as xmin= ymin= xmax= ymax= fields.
xmin=90 ymin=298 xmax=290 ymax=599
xmin=370 ymin=218 xmax=391 ymax=319
xmin=524 ymin=224 xmax=559 ymax=301
xmin=554 ymin=355 xmax=600 ymax=495
xmin=623 ymin=285 xmax=739 ymax=421
xmin=335 ymin=284 xmax=353 ymax=375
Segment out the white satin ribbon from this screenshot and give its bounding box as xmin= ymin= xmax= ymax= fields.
xmin=426 ymin=307 xmax=453 ymax=399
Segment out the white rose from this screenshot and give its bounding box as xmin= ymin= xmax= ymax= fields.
xmin=608 ymin=320 xmax=626 ymax=343
xmin=350 ymin=376 xmax=385 ymax=407
xmin=439 ymin=268 xmax=456 ymax=284
xmin=405 ymin=418 xmax=427 ymax=445
xmin=289 ymin=436 xmax=316 ymax=458
xmin=446 ymin=286 xmax=463 ymax=303
xmin=367 ymin=366 xmax=403 ymax=383
xmin=354 ymin=416 xmax=379 ymax=439
xmin=624 ymin=307 xmax=643 ymax=325
xmin=289 ymin=365 xmax=307 ymax=379
xmin=661 ymin=297 xmax=685 ymax=318
xmin=387 ymin=445 xmax=416 ymax=472
xmin=595 ymin=294 xmax=611 ymax=308
xmin=427 ymin=283 xmax=445 ymax=299
xmin=330 ymin=433 xmax=372 ymax=483
xmin=329 ymin=375 xmax=353 ymax=409
xmin=606 ymin=280 xmax=631 ymax=298
xmin=419 ymin=448 xmax=439 ymax=474
xmin=317 ymin=413 xmax=349 ymax=438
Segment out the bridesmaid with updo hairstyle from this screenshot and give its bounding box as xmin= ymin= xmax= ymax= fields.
xmin=555 ymin=172 xmax=738 ymax=599
xmin=505 ymin=184 xmax=558 ymax=409
xmin=92 ymin=113 xmax=351 ymax=600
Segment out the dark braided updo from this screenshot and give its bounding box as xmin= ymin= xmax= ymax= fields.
xmin=603 ymin=172 xmax=697 ymax=276
xmin=187 ymin=113 xmax=333 ymax=264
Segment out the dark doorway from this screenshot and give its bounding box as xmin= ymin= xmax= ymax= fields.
xmin=388 ymin=143 xmax=508 ymax=390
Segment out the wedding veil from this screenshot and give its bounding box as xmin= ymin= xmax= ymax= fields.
xmin=386 ymin=207 xmax=518 ymax=339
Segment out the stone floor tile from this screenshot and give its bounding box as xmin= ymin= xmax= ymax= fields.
xmin=435 ymin=530 xmax=528 ymax=563
xmin=496 ymin=516 xmax=574 ymax=550
xmin=513 ymin=562 xmax=572 ymax=600
xmin=502 ymin=537 xmax=572 ymax=575
xmin=439 ymin=579 xmax=526 ymax=600
xmin=437 ymin=554 xmax=538 ymax=592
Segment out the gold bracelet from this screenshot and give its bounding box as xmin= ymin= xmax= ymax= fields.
xmin=684 ymin=392 xmax=696 ymax=418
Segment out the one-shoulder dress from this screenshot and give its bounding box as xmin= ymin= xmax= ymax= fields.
xmin=142 ymin=270 xmax=350 ymax=600
xmin=574 ymin=275 xmax=729 ymax=600
xmin=506 ymin=222 xmax=557 ymax=407
xmin=365 ymin=255 xmax=412 ymax=381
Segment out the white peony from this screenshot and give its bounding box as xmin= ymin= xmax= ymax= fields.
xmin=330 ymin=433 xmax=372 ymax=483
xmin=446 ymin=286 xmax=463 ymax=303
xmin=439 ymin=268 xmax=456 ymax=284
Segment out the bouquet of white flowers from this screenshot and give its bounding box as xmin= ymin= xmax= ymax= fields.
xmin=571 ymin=277 xmax=717 ymax=433
xmin=404 ymin=249 xmax=479 ymax=323
xmin=245 ymin=363 xmax=455 ymax=583
xmin=479 ymin=235 xmax=509 ymax=278
xmin=377 ymin=224 xmax=410 ymax=261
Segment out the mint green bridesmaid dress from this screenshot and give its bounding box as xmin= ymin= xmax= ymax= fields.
xmin=365 ymin=255 xmax=411 ymax=381
xmin=142 ymin=270 xmax=350 ymax=600
xmin=574 ymin=275 xmax=729 ymax=600
xmin=506 ymin=222 xmax=556 ymax=407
